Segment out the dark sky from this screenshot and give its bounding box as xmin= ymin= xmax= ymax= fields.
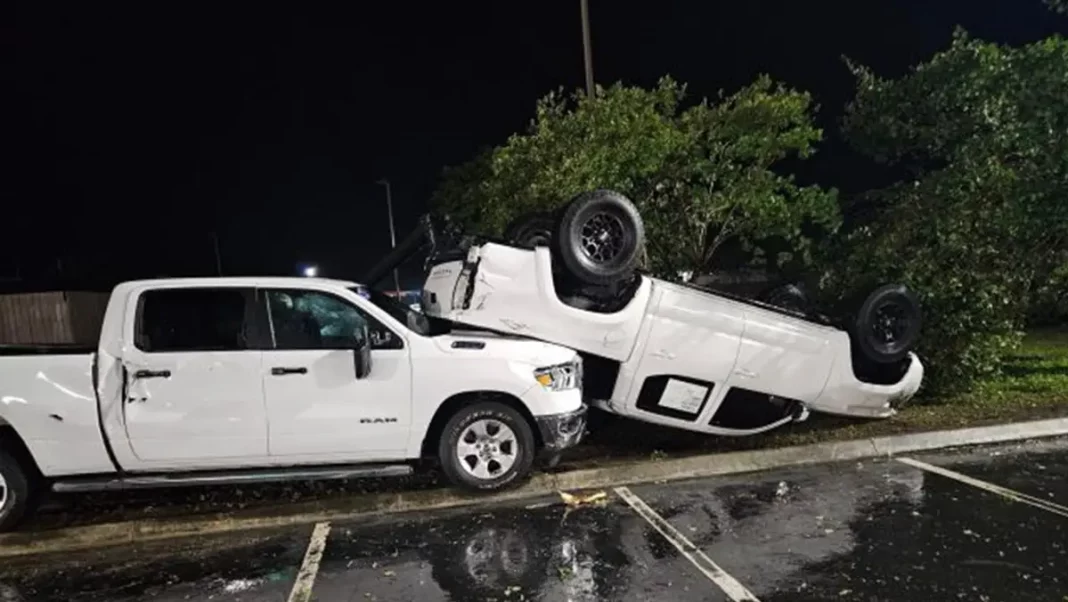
xmin=4 ymin=1 xmax=1063 ymax=291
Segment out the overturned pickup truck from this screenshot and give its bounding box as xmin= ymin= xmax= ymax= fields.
xmin=368 ymin=190 xmax=924 ymax=438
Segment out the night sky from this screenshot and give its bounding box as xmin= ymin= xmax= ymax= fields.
xmin=5 ymin=1 xmax=1064 ymax=292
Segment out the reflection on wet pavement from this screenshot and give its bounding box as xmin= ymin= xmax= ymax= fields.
xmin=313 ymin=501 xmax=723 ymax=601
xmin=1 ymin=438 xmax=1066 ymax=601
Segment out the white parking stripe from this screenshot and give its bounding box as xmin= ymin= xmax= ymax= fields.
xmin=614 ymin=486 xmax=760 ymax=602
xmin=287 ymin=521 xmax=332 ymax=602
xmin=898 ymin=457 xmax=1068 ymax=518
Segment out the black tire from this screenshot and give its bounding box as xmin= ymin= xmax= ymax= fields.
xmin=555 ymin=190 xmax=645 ymax=286
xmin=503 ymin=212 xmax=555 ymax=248
xmin=853 ymin=283 xmax=923 ymax=364
xmin=0 ymin=450 xmax=32 ymax=532
xmin=438 ymin=401 xmax=536 ymax=491
xmin=757 ymin=283 xmax=811 ymax=313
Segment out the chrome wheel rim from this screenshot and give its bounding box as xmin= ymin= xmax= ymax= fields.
xmin=0 ymin=471 xmax=8 ymax=509
xmin=456 ymin=419 xmax=519 ymax=481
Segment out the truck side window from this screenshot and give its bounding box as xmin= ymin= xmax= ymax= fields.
xmin=136 ymin=288 xmax=251 ymax=352
xmin=264 ymin=290 xmax=403 ymax=351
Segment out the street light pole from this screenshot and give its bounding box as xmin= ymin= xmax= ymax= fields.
xmin=377 ymin=178 xmax=402 ymax=294
xmin=580 ymin=0 xmax=595 ymax=98
xmin=210 ymin=231 xmax=223 ymax=276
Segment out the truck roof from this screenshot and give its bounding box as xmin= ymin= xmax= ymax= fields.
xmin=112 ymin=276 xmax=362 ymax=292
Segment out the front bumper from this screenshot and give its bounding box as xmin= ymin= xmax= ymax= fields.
xmin=535 ymin=404 xmax=588 ymax=454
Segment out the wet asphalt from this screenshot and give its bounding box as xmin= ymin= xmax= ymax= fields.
xmin=1 ymin=438 xmax=1067 ymax=602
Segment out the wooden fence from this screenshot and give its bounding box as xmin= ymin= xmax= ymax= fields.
xmin=0 ymin=291 xmax=109 ymax=345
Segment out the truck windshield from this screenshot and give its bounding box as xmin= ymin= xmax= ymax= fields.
xmin=349 ymin=287 xmax=450 ymax=337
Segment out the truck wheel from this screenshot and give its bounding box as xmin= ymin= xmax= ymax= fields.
xmin=503 ymin=212 xmax=555 ymax=248
xmin=0 ymin=450 xmax=32 ymax=532
xmin=853 ymin=283 xmax=922 ymax=364
xmin=438 ymin=402 xmax=536 ymax=491
xmin=556 ymin=190 xmax=645 ymax=286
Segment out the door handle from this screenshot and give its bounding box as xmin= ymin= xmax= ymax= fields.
xmin=271 ymin=367 xmax=308 ymax=376
xmin=134 ymin=369 xmax=171 ymax=379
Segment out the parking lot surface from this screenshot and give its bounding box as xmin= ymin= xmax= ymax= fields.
xmin=1 ymin=438 xmax=1066 ymax=601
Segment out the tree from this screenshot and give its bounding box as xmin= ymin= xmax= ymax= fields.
xmin=432 ymin=77 xmax=839 ymax=279
xmin=838 ymin=30 xmax=1068 ymax=392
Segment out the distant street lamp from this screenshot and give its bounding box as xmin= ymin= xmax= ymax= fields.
xmin=302 ymin=265 xmax=319 ymax=278
xmin=376 ymin=178 xmax=402 ymax=294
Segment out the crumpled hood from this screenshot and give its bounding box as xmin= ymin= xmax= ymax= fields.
xmin=432 ymin=329 xmax=578 ymax=367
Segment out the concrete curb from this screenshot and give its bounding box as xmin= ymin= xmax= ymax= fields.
xmin=2 ymin=416 xmax=1067 ymax=558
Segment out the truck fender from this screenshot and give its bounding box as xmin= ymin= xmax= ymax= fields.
xmin=419 ymin=391 xmax=542 ymax=461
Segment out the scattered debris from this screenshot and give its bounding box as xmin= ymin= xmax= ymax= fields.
xmin=558 ymin=490 xmax=608 ymax=508
xmin=775 ymin=481 xmax=789 ymax=498
xmin=222 ymin=579 xmax=261 ymax=594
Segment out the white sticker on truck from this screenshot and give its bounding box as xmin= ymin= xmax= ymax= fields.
xmin=658 ymin=379 xmax=708 ymax=414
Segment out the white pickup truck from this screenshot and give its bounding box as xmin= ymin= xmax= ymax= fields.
xmin=0 ymin=277 xmax=586 ymax=531
xmin=373 ymin=190 xmax=925 ymax=440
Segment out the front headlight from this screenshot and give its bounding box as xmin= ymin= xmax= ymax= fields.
xmin=534 ymin=360 xmax=581 ymax=391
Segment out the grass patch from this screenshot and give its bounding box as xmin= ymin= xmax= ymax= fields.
xmin=563 ymin=328 xmax=1068 ymax=467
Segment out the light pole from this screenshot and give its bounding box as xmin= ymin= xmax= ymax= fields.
xmin=377 ymin=178 xmax=402 ymax=294
xmin=580 ymin=0 xmax=594 ymax=98
xmin=210 ymin=231 xmax=223 ymax=276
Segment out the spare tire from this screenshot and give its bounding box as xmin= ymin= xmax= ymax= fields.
xmin=853 ymin=283 xmax=922 ymax=364
xmin=503 ymin=212 xmax=555 ymax=248
xmin=555 ymin=190 xmax=645 ymax=286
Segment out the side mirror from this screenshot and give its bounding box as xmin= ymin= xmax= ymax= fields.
xmin=353 ymin=325 xmax=373 ymax=379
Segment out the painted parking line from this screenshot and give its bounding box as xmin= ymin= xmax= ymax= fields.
xmin=287 ymin=521 xmax=331 ymax=602
xmin=898 ymin=457 xmax=1068 ymax=518
xmin=614 ymin=486 xmax=760 ymax=602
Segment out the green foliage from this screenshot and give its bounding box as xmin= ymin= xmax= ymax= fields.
xmin=821 ymin=169 xmax=1028 ymax=394
xmin=433 ymin=77 xmax=839 ymax=278
xmin=840 ymin=31 xmax=1068 ymax=393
